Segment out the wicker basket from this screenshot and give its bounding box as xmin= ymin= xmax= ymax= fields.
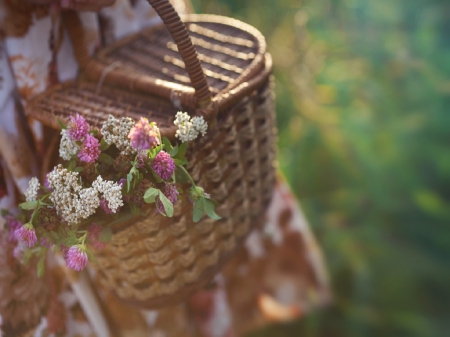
xmin=26 ymin=0 xmax=277 ymax=309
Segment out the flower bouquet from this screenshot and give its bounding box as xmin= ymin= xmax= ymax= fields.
xmin=3 ymin=112 xmax=220 ymax=275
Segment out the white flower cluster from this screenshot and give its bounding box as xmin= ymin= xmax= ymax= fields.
xmin=47 ymin=165 xmax=100 ymax=224
xmin=174 ymin=112 xmax=208 ymax=142
xmin=192 ymin=116 xmax=208 ymax=137
xmin=101 ymin=115 xmax=136 ymax=156
xmin=59 ymin=129 xmax=79 ymax=161
xmin=92 ymin=176 xmax=123 ymax=213
xmin=77 ymin=188 xmax=100 ymax=220
xmin=25 ymin=177 xmax=39 ymax=202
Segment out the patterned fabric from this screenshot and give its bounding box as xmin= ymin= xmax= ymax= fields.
xmin=0 ymin=1 xmax=330 ymax=336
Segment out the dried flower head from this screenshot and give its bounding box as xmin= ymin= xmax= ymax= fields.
xmin=131 ymin=179 xmax=152 ymax=207
xmin=67 ymin=114 xmax=89 ymax=141
xmin=78 ymin=134 xmax=100 ymax=163
xmin=156 ymin=183 xmax=179 ymax=214
xmin=152 ymin=151 xmax=175 ymax=180
xmin=113 ymin=154 xmax=133 ymax=174
xmin=87 ymin=224 xmax=106 ymax=250
xmin=38 ymin=207 xmax=60 ymax=232
xmin=14 ymin=223 xmax=37 ymax=248
xmin=24 ymin=177 xmax=40 ymax=202
xmin=60 ymin=244 xmax=69 ymax=260
xmin=65 ymin=245 xmax=88 ymax=271
xmin=128 ymin=117 xmax=160 ymax=151
xmin=136 ymin=151 xmax=147 ymax=169
xmin=163 ymin=183 xmax=179 ymax=204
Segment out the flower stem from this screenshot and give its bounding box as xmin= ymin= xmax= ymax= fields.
xmin=177 ymin=165 xmax=196 ymax=186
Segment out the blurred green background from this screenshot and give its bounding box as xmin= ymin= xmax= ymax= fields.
xmin=192 ymin=0 xmax=450 ymax=336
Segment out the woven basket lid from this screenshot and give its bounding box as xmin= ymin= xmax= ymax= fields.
xmin=26 ymin=13 xmax=271 ymax=138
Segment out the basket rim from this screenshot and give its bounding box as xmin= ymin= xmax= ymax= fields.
xmin=83 ymin=13 xmax=268 ymax=113
xmin=25 ymin=53 xmax=273 ymax=139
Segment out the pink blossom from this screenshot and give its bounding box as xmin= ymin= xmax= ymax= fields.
xmin=14 ymin=223 xmax=37 ymax=248
xmin=118 ymin=178 xmax=126 ymax=188
xmin=78 ymin=134 xmax=100 ymax=163
xmin=65 ymin=245 xmax=88 ymax=271
xmin=6 ymin=216 xmax=22 ymax=242
xmin=128 ymin=117 xmax=159 ymax=151
xmin=100 ymin=198 xmax=114 ymax=214
xmin=152 ymin=151 xmax=175 ymax=180
xmin=67 ymin=114 xmax=89 ymax=141
xmin=87 ymin=224 xmax=106 ymax=250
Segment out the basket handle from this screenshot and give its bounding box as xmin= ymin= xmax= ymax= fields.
xmin=147 ymin=0 xmax=212 ymax=108
xmin=63 ymin=0 xmax=212 ymax=109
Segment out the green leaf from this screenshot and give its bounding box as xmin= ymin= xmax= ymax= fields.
xmin=55 ymin=237 xmax=64 ymax=247
xmin=203 ymin=199 xmax=221 ymax=220
xmin=206 ymin=198 xmax=219 ymax=207
xmin=162 ymin=137 xmax=173 ymax=152
xmin=144 ymin=187 xmax=159 ymax=203
xmin=73 ymin=167 xmax=84 ymax=172
xmin=99 ymin=227 xmax=112 ymax=243
xmin=19 ymin=200 xmax=38 ymax=210
xmin=99 ymin=153 xmax=114 ymax=165
xmin=158 ymin=191 xmax=174 ymax=217
xmin=85 ymin=248 xmax=97 ymax=263
xmin=149 ymin=167 xmax=163 ymax=183
xmin=171 ymin=146 xmax=179 ymax=157
xmin=57 ymin=118 xmax=67 ymax=130
xmin=68 ymin=159 xmax=76 ymax=171
xmin=149 ymin=147 xmax=158 ymax=159
xmin=37 ymin=256 xmax=45 ymax=278
xmin=127 ymin=172 xmax=133 ymax=193
xmin=64 ymin=237 xmax=78 ymax=246
xmin=174 ymin=158 xmax=188 ymax=166
xmin=193 ymin=199 xmax=205 ymax=223
xmin=175 ymin=167 xmax=188 ymax=184
xmin=99 ymin=138 xmax=110 ymax=151
xmin=50 ymin=231 xmax=59 ymax=239
xmin=130 ymin=202 xmax=141 ymax=215
xmin=177 ymin=141 xmax=188 ymax=157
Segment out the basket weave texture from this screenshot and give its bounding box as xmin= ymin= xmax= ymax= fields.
xmin=26 ymin=0 xmax=277 ymax=309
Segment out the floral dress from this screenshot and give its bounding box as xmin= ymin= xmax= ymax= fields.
xmin=0 ymin=1 xmax=330 ymax=336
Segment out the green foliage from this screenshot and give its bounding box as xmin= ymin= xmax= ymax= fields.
xmin=158 ymin=191 xmax=174 ymax=217
xmin=19 ymin=200 xmax=38 ymax=210
xmin=193 ymin=198 xmax=221 ymax=222
xmin=192 ymin=0 xmax=450 ymax=336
